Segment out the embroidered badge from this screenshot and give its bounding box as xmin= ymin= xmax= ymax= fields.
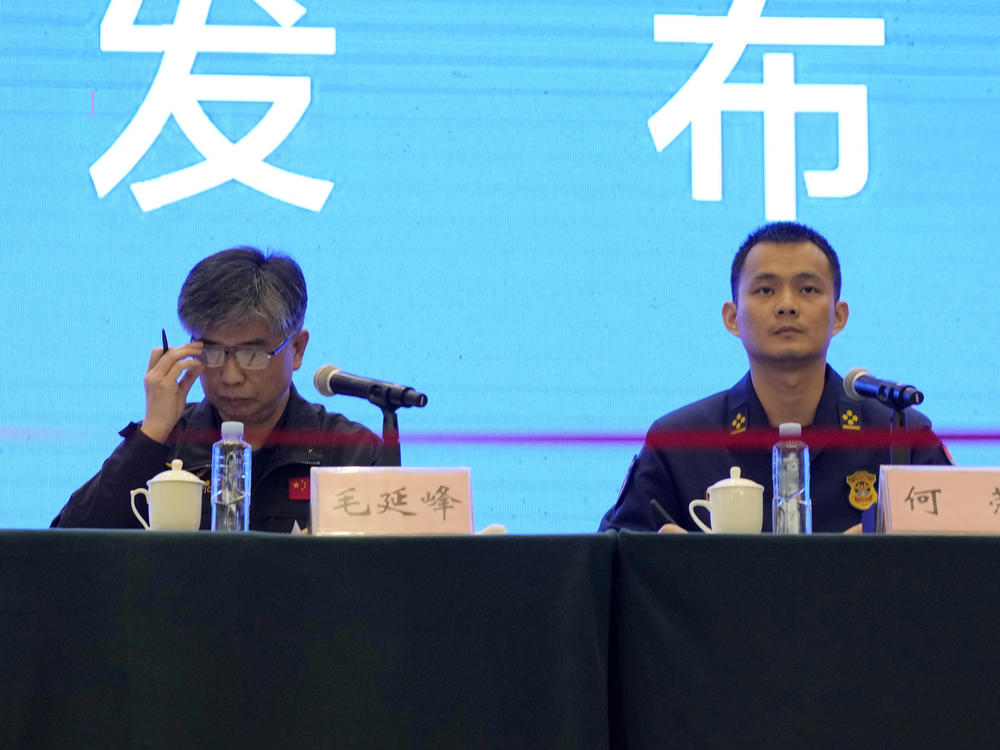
xmin=288 ymin=476 xmax=310 ymax=501
xmin=846 ymin=470 xmax=877 ymax=511
xmin=839 ymin=405 xmax=861 ymax=431
xmin=729 ymin=408 xmax=747 ymax=435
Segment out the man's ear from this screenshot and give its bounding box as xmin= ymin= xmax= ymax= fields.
xmin=722 ymin=301 xmax=740 ymax=337
xmin=291 ymin=329 xmax=310 ymax=370
xmin=832 ymin=300 xmax=849 ymax=336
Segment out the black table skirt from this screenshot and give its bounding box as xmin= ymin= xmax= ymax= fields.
xmin=6 ymin=530 xmax=1000 ymax=750
xmin=611 ymin=532 xmax=1000 ymax=750
xmin=2 ymin=531 xmax=614 ymax=750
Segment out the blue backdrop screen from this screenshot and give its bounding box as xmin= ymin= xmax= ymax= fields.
xmin=2 ymin=0 xmax=998 ymax=530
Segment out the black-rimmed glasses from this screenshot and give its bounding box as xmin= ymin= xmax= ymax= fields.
xmin=199 ymin=334 xmax=294 ymax=370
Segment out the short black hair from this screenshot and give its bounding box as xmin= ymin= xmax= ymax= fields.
xmin=730 ymin=222 xmax=841 ymax=301
xmin=178 ymin=247 xmax=307 ymax=338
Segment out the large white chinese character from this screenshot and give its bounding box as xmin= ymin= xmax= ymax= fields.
xmin=648 ymin=0 xmax=885 ymax=220
xmin=90 ymin=0 xmax=336 ymax=212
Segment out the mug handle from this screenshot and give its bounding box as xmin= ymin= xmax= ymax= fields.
xmin=688 ymin=499 xmax=714 ymax=533
xmin=130 ymin=488 xmax=151 ymax=530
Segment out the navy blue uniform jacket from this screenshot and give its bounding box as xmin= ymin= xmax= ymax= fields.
xmin=52 ymin=384 xmax=382 ymax=533
xmin=599 ymin=367 xmax=951 ymax=533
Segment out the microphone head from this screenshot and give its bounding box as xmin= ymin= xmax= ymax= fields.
xmin=313 ymin=364 xmax=341 ymax=396
xmin=843 ymin=368 xmax=870 ymax=402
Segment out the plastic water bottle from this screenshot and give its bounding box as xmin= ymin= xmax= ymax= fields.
xmin=772 ymin=422 xmax=811 ymax=534
xmin=210 ymin=421 xmax=251 ymax=532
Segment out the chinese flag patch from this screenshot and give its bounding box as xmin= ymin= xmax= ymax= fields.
xmin=288 ymin=477 xmax=310 ymax=501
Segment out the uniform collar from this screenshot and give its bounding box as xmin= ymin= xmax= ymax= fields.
xmin=725 ymin=365 xmax=852 ymax=454
xmin=726 ymin=371 xmax=768 ymax=431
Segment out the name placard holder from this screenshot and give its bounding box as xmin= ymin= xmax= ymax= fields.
xmin=876 ymin=466 xmax=1000 ymax=534
xmin=310 ymin=467 xmax=472 ymax=536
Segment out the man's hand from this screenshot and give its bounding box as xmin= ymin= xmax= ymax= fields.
xmin=658 ymin=523 xmax=688 ymax=534
xmin=140 ymin=342 xmax=204 ymax=443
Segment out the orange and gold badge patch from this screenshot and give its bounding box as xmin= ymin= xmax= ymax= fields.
xmin=846 ymin=470 xmax=877 ymax=511
xmin=730 ymin=409 xmax=747 ymax=435
xmin=839 ymin=405 xmax=861 ymax=431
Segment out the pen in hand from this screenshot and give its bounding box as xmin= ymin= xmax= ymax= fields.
xmin=650 ymin=498 xmax=679 ymax=527
xmin=161 ymin=328 xmax=169 ymax=354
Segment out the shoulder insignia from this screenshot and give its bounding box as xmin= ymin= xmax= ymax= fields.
xmin=846 ymin=470 xmax=877 ymax=511
xmin=729 ymin=406 xmax=747 ymax=435
xmin=839 ymin=404 xmax=861 ymax=431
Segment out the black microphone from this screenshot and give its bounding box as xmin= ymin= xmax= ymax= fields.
xmin=313 ymin=365 xmax=428 ymax=409
xmin=844 ymin=368 xmax=924 ymax=409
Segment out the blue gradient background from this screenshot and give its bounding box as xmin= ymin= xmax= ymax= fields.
xmin=2 ymin=1 xmax=998 ymax=531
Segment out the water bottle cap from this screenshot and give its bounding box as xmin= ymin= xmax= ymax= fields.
xmin=778 ymin=422 xmax=802 ymax=438
xmin=220 ymin=421 xmax=245 ymax=439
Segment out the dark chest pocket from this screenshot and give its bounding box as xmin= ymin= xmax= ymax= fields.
xmin=248 ymin=464 xmax=315 ymax=533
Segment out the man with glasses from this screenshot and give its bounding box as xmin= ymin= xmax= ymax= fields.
xmin=53 ymin=247 xmax=382 ymax=532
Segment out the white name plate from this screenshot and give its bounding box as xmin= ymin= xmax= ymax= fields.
xmin=310 ymin=467 xmax=472 ymax=536
xmin=877 ymin=466 xmax=1000 ymax=534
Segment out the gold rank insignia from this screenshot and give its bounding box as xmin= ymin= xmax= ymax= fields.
xmin=729 ymin=408 xmax=747 ymax=435
xmin=839 ymin=404 xmax=861 ymax=431
xmin=846 ymin=470 xmax=877 ymax=511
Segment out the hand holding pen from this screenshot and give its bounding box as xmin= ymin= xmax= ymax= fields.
xmin=650 ymin=499 xmax=688 ymax=534
xmin=139 ymin=329 xmax=205 ymax=444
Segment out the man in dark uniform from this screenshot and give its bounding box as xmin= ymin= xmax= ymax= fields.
xmin=53 ymin=247 xmax=381 ymax=533
xmin=599 ymin=222 xmax=950 ymax=533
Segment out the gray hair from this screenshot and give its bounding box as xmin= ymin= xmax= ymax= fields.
xmin=177 ymin=247 xmax=307 ymax=338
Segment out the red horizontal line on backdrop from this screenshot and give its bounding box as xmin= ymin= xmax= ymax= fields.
xmin=2 ymin=427 xmax=999 ymax=449
xmin=408 ymin=429 xmax=1000 ymax=451
xmin=12 ymin=427 xmax=984 ymax=450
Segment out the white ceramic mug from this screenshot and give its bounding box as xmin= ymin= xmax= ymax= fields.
xmin=131 ymin=459 xmax=205 ymax=531
xmin=688 ymin=466 xmax=764 ymax=533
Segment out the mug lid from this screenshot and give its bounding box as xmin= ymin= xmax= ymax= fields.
xmin=148 ymin=459 xmax=205 ymax=485
xmin=707 ymin=466 xmax=764 ymax=491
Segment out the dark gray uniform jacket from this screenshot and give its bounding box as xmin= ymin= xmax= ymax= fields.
xmin=599 ymin=367 xmax=951 ymax=533
xmin=52 ymin=385 xmax=382 ymax=533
